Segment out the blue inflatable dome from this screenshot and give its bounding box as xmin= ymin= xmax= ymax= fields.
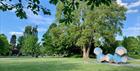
xmin=93 ymin=46 xmax=128 ymax=63
xmin=94 ymin=47 xmax=103 ymax=55
xmin=115 ymin=46 xmax=127 ymax=56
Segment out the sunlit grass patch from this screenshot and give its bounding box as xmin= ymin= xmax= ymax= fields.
xmin=0 ymin=58 xmax=140 ymax=71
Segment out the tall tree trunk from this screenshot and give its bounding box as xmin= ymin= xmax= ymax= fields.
xmin=83 ymin=48 xmax=90 ymax=60
xmin=86 ymin=47 xmax=90 ymax=58
xmin=86 ymin=42 xmax=91 ymax=58
xmin=83 ymin=47 xmax=87 ymax=60
xmin=82 ymin=42 xmax=92 ymax=61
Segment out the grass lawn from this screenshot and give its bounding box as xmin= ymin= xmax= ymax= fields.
xmin=0 ymin=58 xmax=140 ymax=71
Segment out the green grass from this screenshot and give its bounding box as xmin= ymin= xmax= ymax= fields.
xmin=0 ymin=58 xmax=140 ymax=71
xmin=129 ymin=55 xmax=140 ymax=59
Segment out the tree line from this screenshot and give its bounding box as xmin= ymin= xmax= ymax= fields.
xmin=0 ymin=0 xmax=140 ymax=59
xmin=0 ymin=26 xmax=140 ymax=58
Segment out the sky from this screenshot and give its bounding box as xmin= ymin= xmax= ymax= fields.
xmin=0 ymin=0 xmax=140 ymax=42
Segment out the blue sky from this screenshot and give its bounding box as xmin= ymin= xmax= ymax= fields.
xmin=0 ymin=0 xmax=140 ymax=42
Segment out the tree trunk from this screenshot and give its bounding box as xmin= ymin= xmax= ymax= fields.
xmin=82 ymin=42 xmax=92 ymax=60
xmin=86 ymin=47 xmax=90 ymax=58
xmin=83 ymin=47 xmax=90 ymax=60
xmin=86 ymin=42 xmax=91 ymax=58
xmin=83 ymin=47 xmax=87 ymax=60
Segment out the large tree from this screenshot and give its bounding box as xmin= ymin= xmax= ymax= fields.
xmin=21 ymin=25 xmax=40 ymax=57
xmin=42 ymin=23 xmax=58 ymax=55
xmin=10 ymin=34 xmax=16 ymax=48
xmin=0 ymin=34 xmax=9 ymax=55
xmin=54 ymin=1 xmax=126 ymax=59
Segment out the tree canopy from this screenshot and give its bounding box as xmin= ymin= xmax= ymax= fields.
xmin=122 ymin=36 xmax=140 ymax=55
xmin=10 ymin=34 xmax=16 ymax=47
xmin=42 ymin=1 xmax=127 ymax=59
xmin=0 ymin=34 xmax=9 ymax=55
xmin=0 ymin=0 xmax=113 ymax=23
xmin=20 ymin=25 xmax=40 ymax=57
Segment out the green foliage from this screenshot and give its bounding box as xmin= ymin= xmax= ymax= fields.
xmin=17 ymin=36 xmax=23 ymax=49
xmin=0 ymin=0 xmax=112 ymax=23
xmin=43 ymin=1 xmax=126 ymax=58
xmin=0 ymin=34 xmax=10 ymax=55
xmin=0 ymin=0 xmax=50 ymax=19
xmin=51 ymin=0 xmax=113 ymax=23
xmin=10 ymin=34 xmax=16 ymax=48
xmin=21 ymin=25 xmax=40 ymax=57
xmin=42 ymin=23 xmax=81 ymax=56
xmin=101 ymin=39 xmax=122 ymax=54
xmin=122 ymin=36 xmax=140 ymax=55
xmin=22 ymin=35 xmax=36 ymax=54
xmin=129 ymin=55 xmax=140 ymax=59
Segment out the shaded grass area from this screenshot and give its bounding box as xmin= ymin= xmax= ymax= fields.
xmin=0 ymin=58 xmax=140 ymax=71
xmin=129 ymin=55 xmax=140 ymax=59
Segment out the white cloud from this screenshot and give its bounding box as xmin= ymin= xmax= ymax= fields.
xmin=9 ymin=32 xmax=23 ymax=36
xmin=9 ymin=8 xmax=54 ymax=25
xmin=127 ymin=0 xmax=140 ymax=9
xmin=25 ymin=9 xmax=54 ymax=25
xmin=116 ymin=0 xmax=140 ymax=14
xmin=38 ymin=28 xmax=47 ymax=32
xmin=123 ymin=23 xmax=140 ymax=37
xmin=126 ymin=9 xmax=139 ymax=13
xmin=116 ymin=0 xmax=128 ymax=7
xmin=116 ymin=24 xmax=140 ymax=39
xmin=117 ymin=0 xmax=140 ymax=8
